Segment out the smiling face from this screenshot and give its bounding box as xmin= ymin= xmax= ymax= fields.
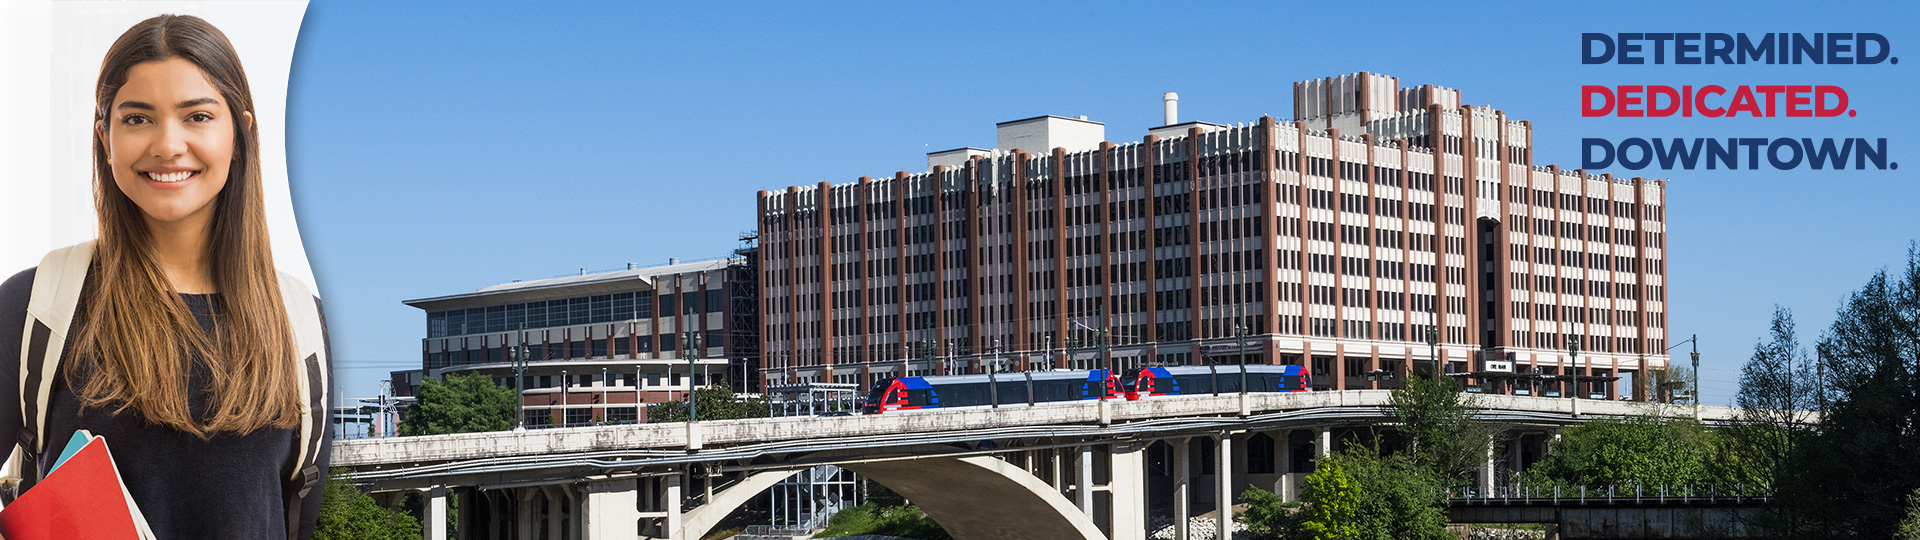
xmin=100 ymin=57 xmax=250 ymax=231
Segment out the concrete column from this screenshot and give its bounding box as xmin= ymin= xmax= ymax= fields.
xmin=424 ymin=486 xmax=447 ymax=540
xmin=1316 ymin=426 xmax=1331 ymax=460
xmin=1108 ymin=443 xmax=1148 ymax=540
xmin=454 ymin=488 xmax=472 ymax=540
xmin=516 ymin=487 xmax=538 ymax=540
xmin=1277 ymin=430 xmax=1294 ymax=502
xmin=583 ymin=477 xmax=640 ymax=540
xmin=1076 ymin=445 xmax=1095 ymax=515
xmin=663 ymin=473 xmax=683 ymax=540
xmin=1054 ymin=448 xmax=1068 ymax=492
xmin=1479 ymin=440 xmax=1496 ymax=493
xmin=1216 ymin=434 xmax=1234 ymax=540
xmin=1509 ymin=436 xmax=1523 ymax=488
xmin=542 ymin=486 xmax=564 ymax=540
xmin=1173 ymin=439 xmax=1191 ymax=540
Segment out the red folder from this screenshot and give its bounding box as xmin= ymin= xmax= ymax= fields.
xmin=0 ymin=435 xmax=154 ymax=540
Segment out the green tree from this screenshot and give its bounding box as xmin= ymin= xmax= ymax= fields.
xmin=647 ymin=383 xmax=770 ymax=423
xmin=1731 ymin=243 xmax=1920 ymax=538
xmin=1898 ymin=488 xmax=1920 ymax=540
xmin=1792 ymin=244 xmax=1920 ymax=537
xmin=399 ymin=372 xmax=517 ymax=436
xmin=1329 ymin=446 xmax=1450 ymax=540
xmin=1238 ymin=486 xmax=1304 ymax=539
xmin=1521 ymin=416 xmax=1725 ymax=487
xmin=315 ymin=468 xmax=421 ymax=540
xmin=1298 ymin=461 xmax=1360 ymax=540
xmin=1242 ymin=446 xmax=1449 ymax=540
xmin=1732 ymin=307 xmax=1817 ymax=487
xmin=1390 ymin=373 xmax=1497 ymax=484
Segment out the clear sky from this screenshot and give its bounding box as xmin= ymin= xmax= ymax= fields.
xmin=288 ymin=1 xmax=1918 ymax=405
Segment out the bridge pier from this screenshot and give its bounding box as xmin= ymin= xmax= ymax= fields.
xmin=582 ymin=476 xmax=640 ymax=539
xmin=425 ymin=485 xmax=447 ymax=540
xmin=1172 ymin=437 xmax=1190 ymax=540
xmin=1109 ymin=443 xmax=1148 ymax=540
xmin=1076 ymin=445 xmax=1094 ymax=515
xmin=516 ymin=487 xmax=538 ymax=540
xmin=1216 ymin=432 xmax=1234 ymax=540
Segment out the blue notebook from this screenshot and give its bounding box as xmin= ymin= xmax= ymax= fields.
xmin=49 ymin=430 xmax=94 ymax=474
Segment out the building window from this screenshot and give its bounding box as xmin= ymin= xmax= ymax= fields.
xmin=524 ymin=409 xmax=552 ymax=428
xmin=607 ymin=407 xmax=638 ymax=424
xmin=565 ymin=408 xmax=594 ymax=427
xmin=648 ymin=373 xmax=662 ymax=387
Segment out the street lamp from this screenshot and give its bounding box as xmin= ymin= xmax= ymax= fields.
xmin=1569 ymin=335 xmax=1582 ymax=402
xmin=684 ymin=329 xmax=703 ymax=423
xmin=1235 ymin=320 xmax=1249 ymax=395
xmin=510 ymin=324 xmax=530 ymax=431
xmin=560 ymin=369 xmax=568 ymax=427
xmin=1425 ymin=324 xmax=1440 ymax=381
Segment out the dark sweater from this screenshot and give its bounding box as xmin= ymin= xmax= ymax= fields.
xmin=0 ymin=268 xmax=329 ymax=540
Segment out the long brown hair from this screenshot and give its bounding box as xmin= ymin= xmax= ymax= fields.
xmin=72 ymin=14 xmax=302 ymax=439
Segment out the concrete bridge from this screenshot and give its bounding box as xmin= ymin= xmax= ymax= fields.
xmin=333 ymin=392 xmax=1741 ymax=540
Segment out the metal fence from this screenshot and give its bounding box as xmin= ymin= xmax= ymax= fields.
xmin=1447 ymin=483 xmax=1774 ymax=505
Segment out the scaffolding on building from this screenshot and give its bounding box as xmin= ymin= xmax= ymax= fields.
xmin=730 ymin=234 xmax=761 ymax=393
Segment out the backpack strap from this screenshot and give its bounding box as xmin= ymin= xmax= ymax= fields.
xmin=278 ymin=273 xmax=329 ymax=540
xmin=14 ymin=241 xmax=95 ymax=494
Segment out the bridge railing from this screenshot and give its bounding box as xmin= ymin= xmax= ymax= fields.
xmin=1446 ymin=483 xmax=1774 ymax=505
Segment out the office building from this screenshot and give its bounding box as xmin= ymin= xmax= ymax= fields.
xmin=399 ymin=255 xmax=758 ymax=426
xmin=754 ymin=72 xmax=1671 ymax=400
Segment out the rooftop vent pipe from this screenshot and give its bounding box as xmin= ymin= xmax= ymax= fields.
xmin=1163 ymin=92 xmax=1178 ymax=125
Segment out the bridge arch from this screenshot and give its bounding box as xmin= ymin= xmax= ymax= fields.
xmin=680 ymin=455 xmax=1104 ymax=540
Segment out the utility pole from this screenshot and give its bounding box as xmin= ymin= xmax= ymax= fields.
xmin=1691 ymin=335 xmax=1701 ymax=418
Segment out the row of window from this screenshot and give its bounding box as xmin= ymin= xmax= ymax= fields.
xmin=427 ymin=329 xmax=728 ymax=368
xmin=427 ymin=288 xmax=727 ymax=338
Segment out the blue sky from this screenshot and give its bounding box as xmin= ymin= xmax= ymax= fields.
xmin=289 ymin=1 xmax=1917 ymax=404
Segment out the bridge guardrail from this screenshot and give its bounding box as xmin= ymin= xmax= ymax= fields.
xmin=1446 ymin=483 xmax=1774 ymax=505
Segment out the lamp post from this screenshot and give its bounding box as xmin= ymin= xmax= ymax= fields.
xmin=600 ymin=367 xmax=609 ymax=424
xmin=560 ymin=369 xmax=568 ymax=427
xmin=1691 ymin=337 xmax=1702 ymax=417
xmin=510 ymin=324 xmax=530 ymax=431
xmin=1236 ymin=320 xmax=1249 ymax=395
xmin=684 ymin=330 xmax=702 ymax=423
xmin=1569 ymin=335 xmax=1582 ymax=403
xmin=1426 ymin=324 xmax=1440 ymax=381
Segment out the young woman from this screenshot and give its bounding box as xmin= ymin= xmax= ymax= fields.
xmin=0 ymin=14 xmax=329 ymax=539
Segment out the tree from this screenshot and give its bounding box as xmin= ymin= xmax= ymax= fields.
xmin=1298 ymin=461 xmax=1360 ymax=540
xmin=647 ymin=383 xmax=769 ymax=423
xmin=1242 ymin=445 xmax=1450 ymax=540
xmin=1238 ymin=486 xmax=1304 ymax=540
xmin=399 ymin=372 xmax=517 ymax=436
xmin=1792 ymin=244 xmax=1920 ymax=537
xmin=315 ymin=468 xmax=421 ymax=540
xmin=1899 ymin=488 xmax=1920 ymax=540
xmin=1732 ymin=307 xmax=1817 ymax=486
xmin=1390 ymin=373 xmax=1497 ymax=484
xmin=1732 ymin=243 xmax=1920 ymax=538
xmin=1521 ymin=416 xmax=1733 ymax=487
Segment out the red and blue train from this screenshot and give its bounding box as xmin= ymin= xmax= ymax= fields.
xmin=860 ymin=365 xmax=1311 ymax=414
